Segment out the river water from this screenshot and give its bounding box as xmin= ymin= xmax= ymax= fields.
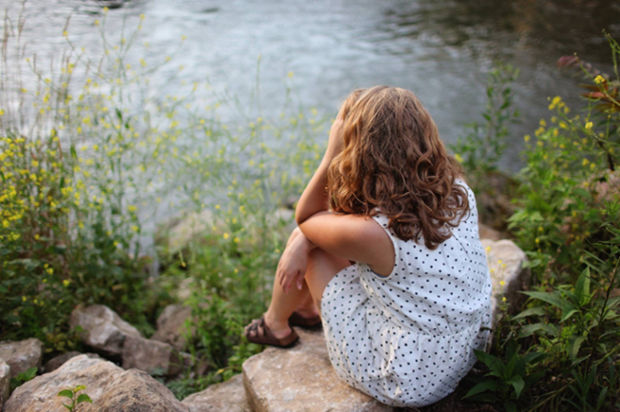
xmin=1 ymin=0 xmax=619 ymax=171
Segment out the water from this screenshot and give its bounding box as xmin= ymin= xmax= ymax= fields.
xmin=1 ymin=0 xmax=619 ymax=171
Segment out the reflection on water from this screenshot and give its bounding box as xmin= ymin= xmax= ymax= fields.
xmin=1 ymin=0 xmax=618 ymax=170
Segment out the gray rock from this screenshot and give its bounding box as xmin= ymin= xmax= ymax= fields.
xmin=69 ymin=304 xmax=142 ymax=356
xmin=0 ymin=338 xmax=42 ymax=379
xmin=481 ymin=238 xmax=530 ymax=321
xmin=122 ymin=335 xmax=184 ymax=377
xmin=152 ymin=304 xmax=193 ymax=351
xmin=0 ymin=359 xmax=10 ymax=410
xmin=4 ymin=354 xmax=188 ymax=412
xmin=242 ymin=328 xmax=391 ymax=412
xmin=43 ymin=351 xmax=83 ymax=373
xmin=182 ymin=374 xmax=250 ymax=412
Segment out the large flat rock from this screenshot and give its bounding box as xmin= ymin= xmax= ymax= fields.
xmin=242 ymin=328 xmax=391 ymax=412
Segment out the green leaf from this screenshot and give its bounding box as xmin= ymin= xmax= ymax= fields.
xmin=76 ymin=393 xmax=92 ymax=404
xmin=474 ymin=350 xmax=504 ymax=375
xmin=519 ymin=322 xmax=558 ymax=338
xmin=58 ymin=389 xmax=74 ymax=398
xmin=507 ymin=375 xmax=525 ymax=398
xmin=523 ymin=290 xmax=572 ymax=312
xmin=569 ymin=336 xmax=586 ymax=360
xmin=512 ymin=306 xmax=545 ymax=320
xmin=73 ymin=385 xmax=86 ymax=392
xmin=463 ymin=379 xmax=500 ymax=399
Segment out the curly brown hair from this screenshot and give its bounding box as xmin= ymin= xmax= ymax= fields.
xmin=327 ymin=86 xmax=470 ymax=249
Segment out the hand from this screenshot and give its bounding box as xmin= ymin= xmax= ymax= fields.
xmin=276 ymin=229 xmax=314 ymax=293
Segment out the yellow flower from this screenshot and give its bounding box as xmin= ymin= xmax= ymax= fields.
xmin=46 ymin=267 xmax=54 ymax=275
xmin=523 ymin=134 xmax=530 ymax=142
xmin=127 ymin=205 xmax=137 ymax=213
xmin=594 ymin=75 xmax=605 ymax=84
xmin=585 ymin=121 xmax=593 ymax=130
xmin=454 ymin=153 xmax=463 ymax=163
xmin=223 ymin=232 xmax=230 ymax=239
xmin=0 ymin=108 xmax=4 ymax=116
xmin=582 ymin=158 xmax=589 ymax=167
xmin=500 ymin=280 xmax=506 ymax=286
xmin=502 ymin=296 xmax=507 ymax=303
xmin=63 ymin=279 xmax=71 ymax=287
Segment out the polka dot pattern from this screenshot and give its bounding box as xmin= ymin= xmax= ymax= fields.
xmin=320 ymin=181 xmax=492 ymax=407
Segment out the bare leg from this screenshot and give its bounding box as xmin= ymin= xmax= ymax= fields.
xmin=260 ymin=248 xmax=349 ymax=340
xmin=304 ymin=248 xmax=350 ymax=314
xmin=262 ymin=276 xmax=312 ymax=339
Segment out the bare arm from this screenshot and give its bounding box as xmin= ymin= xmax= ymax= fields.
xmin=295 ymin=118 xmax=344 ymax=225
xmin=299 ymin=212 xmax=395 ymax=276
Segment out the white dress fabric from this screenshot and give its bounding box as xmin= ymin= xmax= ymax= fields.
xmin=320 ymin=183 xmax=492 ymax=407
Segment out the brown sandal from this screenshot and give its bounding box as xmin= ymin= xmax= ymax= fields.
xmin=244 ymin=316 xmax=299 ymax=348
xmin=288 ymin=311 xmax=322 ymax=329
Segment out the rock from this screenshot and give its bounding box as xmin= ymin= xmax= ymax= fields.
xmin=70 ymin=304 xmax=142 ymax=356
xmin=0 ymin=338 xmax=43 ymax=379
xmin=3 ymin=354 xmax=188 ymax=412
xmin=182 ymin=374 xmax=250 ymax=412
xmin=122 ymin=335 xmax=184 ymax=377
xmin=152 ymin=304 xmax=193 ymax=351
xmin=94 ymin=368 xmax=189 ymax=412
xmin=163 ymin=209 xmax=215 ymax=255
xmin=1 ymin=359 xmax=10 ymax=410
xmin=43 ymin=351 xmax=83 ymax=373
xmin=481 ymin=239 xmax=530 ymax=321
xmin=242 ymin=328 xmax=391 ymax=412
xmin=478 ymin=223 xmax=502 ymax=241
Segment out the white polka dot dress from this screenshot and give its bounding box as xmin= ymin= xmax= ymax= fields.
xmin=320 ymin=182 xmax=492 ymax=407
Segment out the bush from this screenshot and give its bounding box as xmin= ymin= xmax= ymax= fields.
xmin=467 ymin=35 xmax=620 ymax=411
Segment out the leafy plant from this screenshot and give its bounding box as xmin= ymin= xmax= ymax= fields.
xmin=9 ymin=366 xmax=37 ymax=392
xmin=451 ymin=63 xmax=520 ymax=178
xmin=58 ymin=385 xmax=92 ymax=411
xmin=464 ymin=340 xmax=545 ymax=412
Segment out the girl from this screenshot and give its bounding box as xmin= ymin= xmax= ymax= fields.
xmin=244 ymin=86 xmax=492 ymax=407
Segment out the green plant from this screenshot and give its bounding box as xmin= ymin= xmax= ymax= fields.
xmin=464 ymin=340 xmax=545 ymax=412
xmin=451 ymin=63 xmax=520 ymax=178
xmin=58 ymin=385 xmax=92 ymax=411
xmin=9 ymin=366 xmax=37 ymax=392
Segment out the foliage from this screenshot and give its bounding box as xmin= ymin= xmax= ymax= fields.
xmin=450 ymin=64 xmax=520 ymax=183
xmin=464 ymin=340 xmax=545 ymax=412
xmin=9 ymin=366 xmax=37 ymax=392
xmin=467 ymin=36 xmax=620 ymax=411
xmin=58 ymin=385 xmax=92 ymax=411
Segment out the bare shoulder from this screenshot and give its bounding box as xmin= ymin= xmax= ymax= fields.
xmin=299 ymin=212 xmax=395 ymax=276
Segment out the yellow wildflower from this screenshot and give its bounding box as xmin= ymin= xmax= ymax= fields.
xmin=585 ymin=121 xmax=593 ymax=130
xmin=594 ymin=75 xmax=605 ymax=84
